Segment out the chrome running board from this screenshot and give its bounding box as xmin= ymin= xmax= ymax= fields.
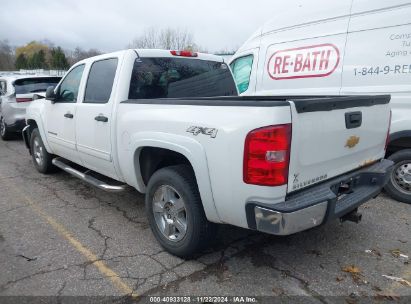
xmin=52 ymin=157 xmax=127 ymax=192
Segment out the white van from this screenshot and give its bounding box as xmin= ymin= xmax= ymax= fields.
xmin=229 ymin=0 xmax=411 ymax=204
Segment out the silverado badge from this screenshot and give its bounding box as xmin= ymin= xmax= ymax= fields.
xmin=345 ymin=136 xmax=360 ymax=149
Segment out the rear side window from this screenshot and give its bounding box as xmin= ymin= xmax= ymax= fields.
xmin=128 ymin=57 xmax=237 ymax=99
xmin=230 ymin=55 xmax=253 ymax=94
xmin=14 ymin=77 xmax=61 ymax=94
xmin=84 ymin=58 xmax=118 ymax=103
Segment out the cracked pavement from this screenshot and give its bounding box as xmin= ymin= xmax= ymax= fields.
xmin=0 ymin=138 xmax=410 ymax=303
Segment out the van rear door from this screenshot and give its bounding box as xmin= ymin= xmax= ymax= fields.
xmin=287 ymin=96 xmax=391 ymax=193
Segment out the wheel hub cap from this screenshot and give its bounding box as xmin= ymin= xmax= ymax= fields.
xmin=392 ymin=161 xmax=411 ymax=194
xmin=152 ymin=185 xmax=187 ymax=242
xmin=33 ymin=138 xmax=44 ymax=165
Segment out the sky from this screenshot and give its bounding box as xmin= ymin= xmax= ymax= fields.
xmin=0 ymin=0 xmax=278 ymax=53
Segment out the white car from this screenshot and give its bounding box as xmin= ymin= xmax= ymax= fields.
xmin=23 ymin=49 xmax=392 ymax=257
xmin=229 ymin=0 xmax=411 ymax=204
xmin=0 ymin=75 xmax=61 ymax=140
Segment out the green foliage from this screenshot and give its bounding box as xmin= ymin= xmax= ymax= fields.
xmin=50 ymin=47 xmax=69 ymax=69
xmin=15 ymin=53 xmax=27 ymax=70
xmin=27 ymin=50 xmax=47 ymax=69
xmin=12 ymin=41 xmax=70 ymax=70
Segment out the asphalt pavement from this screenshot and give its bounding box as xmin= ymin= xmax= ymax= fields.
xmin=0 ymin=137 xmax=410 ymax=303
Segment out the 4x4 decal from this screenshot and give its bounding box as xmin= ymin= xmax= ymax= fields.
xmin=186 ymin=126 xmax=218 ymax=138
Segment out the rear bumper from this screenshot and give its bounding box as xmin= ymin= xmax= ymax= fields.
xmin=7 ymin=119 xmax=26 ymax=133
xmin=246 ymin=159 xmax=394 ymax=235
xmin=1 ymin=102 xmax=27 ymax=126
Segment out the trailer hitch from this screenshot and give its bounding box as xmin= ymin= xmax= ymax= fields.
xmin=340 ymin=209 xmax=362 ymax=224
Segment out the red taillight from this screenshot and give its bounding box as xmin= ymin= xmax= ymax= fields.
xmin=385 ymin=110 xmax=392 ymax=152
xmin=243 ymin=124 xmax=292 ymax=186
xmin=16 ymin=98 xmax=32 ymax=103
xmin=170 ymin=50 xmax=198 ymax=57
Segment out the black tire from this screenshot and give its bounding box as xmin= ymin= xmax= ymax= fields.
xmin=145 ymin=165 xmax=217 ymax=258
xmin=0 ymin=116 xmax=13 ymax=141
xmin=384 ymin=149 xmax=411 ymax=204
xmin=30 ymin=128 xmax=56 ymax=174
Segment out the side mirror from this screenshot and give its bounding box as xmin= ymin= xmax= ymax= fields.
xmin=46 ymin=86 xmax=57 ymax=103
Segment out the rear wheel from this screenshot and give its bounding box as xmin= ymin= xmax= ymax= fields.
xmin=30 ymin=128 xmax=56 ymax=174
xmin=384 ymin=149 xmax=411 ymax=204
xmin=145 ymin=165 xmax=217 ymax=258
xmin=0 ymin=117 xmax=13 ymax=140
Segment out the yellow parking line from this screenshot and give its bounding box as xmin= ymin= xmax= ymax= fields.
xmin=2 ymin=177 xmax=137 ymax=297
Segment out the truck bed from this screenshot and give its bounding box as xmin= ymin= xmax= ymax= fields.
xmin=121 ymin=95 xmax=390 ymax=111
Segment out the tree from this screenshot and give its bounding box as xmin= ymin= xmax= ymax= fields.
xmin=50 ymin=47 xmax=69 ymax=69
xmin=68 ymin=47 xmax=101 ymax=65
xmin=159 ymin=28 xmax=194 ymax=50
xmin=15 ymin=41 xmax=48 ymax=59
xmin=14 ymin=41 xmax=50 ymax=70
xmin=37 ymin=50 xmax=47 ymax=69
xmin=15 ymin=53 xmax=27 ymax=70
xmin=129 ymin=27 xmax=160 ymax=49
xmin=27 ymin=50 xmax=47 ymax=69
xmin=0 ymin=40 xmax=15 ymax=71
xmin=129 ymin=27 xmax=200 ymax=51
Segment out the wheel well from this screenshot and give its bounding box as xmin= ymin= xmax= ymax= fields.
xmin=139 ymin=147 xmax=193 ymax=185
xmin=387 ymin=135 xmax=411 ymax=157
xmin=26 ymin=119 xmax=38 ymax=135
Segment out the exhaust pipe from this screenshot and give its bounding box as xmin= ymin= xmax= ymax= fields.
xmin=340 ymin=209 xmax=362 ymax=224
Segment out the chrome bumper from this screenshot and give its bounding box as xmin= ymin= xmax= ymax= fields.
xmin=247 ymin=159 xmax=394 ymax=236
xmin=254 ymin=202 xmax=328 ymax=235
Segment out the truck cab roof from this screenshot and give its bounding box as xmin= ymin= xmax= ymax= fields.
xmin=75 ymin=49 xmax=225 ymax=67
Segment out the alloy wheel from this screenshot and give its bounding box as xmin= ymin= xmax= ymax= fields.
xmin=152 ymin=185 xmax=188 ymax=242
xmin=32 ymin=137 xmax=44 ymax=166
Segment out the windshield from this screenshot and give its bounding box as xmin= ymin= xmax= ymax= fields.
xmin=14 ymin=77 xmax=61 ymax=94
xmin=128 ymin=57 xmax=237 ymax=99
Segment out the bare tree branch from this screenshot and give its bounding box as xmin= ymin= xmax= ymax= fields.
xmin=129 ymin=27 xmax=200 ymax=51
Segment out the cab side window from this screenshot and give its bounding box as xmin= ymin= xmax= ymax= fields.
xmin=57 ymin=64 xmax=85 ymax=102
xmin=84 ymin=58 xmax=118 ymax=104
xmin=230 ymin=55 xmax=254 ymax=94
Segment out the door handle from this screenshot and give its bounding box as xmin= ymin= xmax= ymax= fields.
xmin=345 ymin=111 xmax=362 ymax=129
xmin=94 ymin=115 xmax=108 ymax=122
xmin=64 ymin=113 xmax=74 ymax=119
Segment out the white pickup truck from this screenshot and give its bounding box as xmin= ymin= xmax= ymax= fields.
xmin=23 ymin=49 xmax=393 ymax=257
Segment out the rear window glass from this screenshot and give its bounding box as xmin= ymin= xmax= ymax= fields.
xmin=128 ymin=57 xmax=237 ymax=99
xmin=14 ymin=77 xmax=61 ymax=94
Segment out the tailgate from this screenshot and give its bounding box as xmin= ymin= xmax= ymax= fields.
xmin=287 ymin=96 xmax=391 ymax=193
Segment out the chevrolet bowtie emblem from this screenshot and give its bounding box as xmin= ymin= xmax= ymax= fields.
xmin=345 ymin=136 xmax=360 ymax=148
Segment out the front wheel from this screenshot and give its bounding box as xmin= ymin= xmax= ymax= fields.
xmin=30 ymin=128 xmax=56 ymax=174
xmin=145 ymin=165 xmax=217 ymax=258
xmin=384 ymin=149 xmax=411 ymax=204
